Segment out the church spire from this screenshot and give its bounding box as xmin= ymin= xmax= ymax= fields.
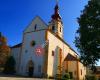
xmin=51 ymin=1 xmax=61 ymax=21
xmin=48 ymin=1 xmax=63 ymax=39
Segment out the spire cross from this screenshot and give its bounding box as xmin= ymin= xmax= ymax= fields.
xmin=56 ymin=0 xmax=59 ymax=5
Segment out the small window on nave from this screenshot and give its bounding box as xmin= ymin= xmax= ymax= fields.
xmin=25 ymin=50 xmax=28 ymax=53
xmin=81 ymin=69 xmax=82 ymax=75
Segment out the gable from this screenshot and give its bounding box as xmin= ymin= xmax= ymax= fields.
xmin=24 ymin=16 xmax=48 ymax=33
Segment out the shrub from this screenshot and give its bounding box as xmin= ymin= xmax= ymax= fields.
xmin=86 ymin=75 xmax=97 ymax=80
xmin=62 ymin=73 xmax=70 ymax=80
xmin=55 ymin=74 xmax=62 ymax=80
xmin=3 ymin=56 xmax=16 ymax=74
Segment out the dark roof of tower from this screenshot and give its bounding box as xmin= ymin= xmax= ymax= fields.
xmin=51 ymin=4 xmax=61 ymax=20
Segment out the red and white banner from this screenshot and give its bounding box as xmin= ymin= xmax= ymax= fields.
xmin=35 ymin=45 xmax=44 ymax=56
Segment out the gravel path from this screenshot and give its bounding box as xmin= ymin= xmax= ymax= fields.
xmin=0 ymin=77 xmax=54 ymax=80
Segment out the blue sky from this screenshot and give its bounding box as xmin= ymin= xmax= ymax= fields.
xmin=0 ymin=0 xmax=99 ymax=65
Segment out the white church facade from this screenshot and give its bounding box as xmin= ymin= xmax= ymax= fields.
xmin=11 ymin=4 xmax=86 ymax=80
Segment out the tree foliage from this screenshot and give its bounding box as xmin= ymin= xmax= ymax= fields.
xmin=0 ymin=32 xmax=10 ymax=66
xmin=62 ymin=73 xmax=70 ymax=80
xmin=75 ymin=0 xmax=100 ymax=71
xmin=3 ymin=56 xmax=16 ymax=74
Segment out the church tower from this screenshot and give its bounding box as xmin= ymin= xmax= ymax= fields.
xmin=48 ymin=3 xmax=63 ymax=39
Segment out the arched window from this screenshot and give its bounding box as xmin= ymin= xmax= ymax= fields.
xmin=60 ymin=27 xmax=62 ymax=32
xmin=52 ymin=51 xmax=54 ymax=56
xmin=34 ymin=24 xmax=37 ymax=30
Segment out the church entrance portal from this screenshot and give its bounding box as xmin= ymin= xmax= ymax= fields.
xmin=28 ymin=60 xmax=34 ymax=77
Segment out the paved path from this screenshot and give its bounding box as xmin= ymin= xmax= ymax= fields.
xmin=0 ymin=77 xmax=54 ymax=80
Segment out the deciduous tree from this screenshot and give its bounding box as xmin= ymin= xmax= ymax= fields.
xmin=75 ymin=0 xmax=100 ymax=71
xmin=0 ymin=32 xmax=10 ymax=67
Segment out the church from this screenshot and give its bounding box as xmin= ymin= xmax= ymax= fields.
xmin=11 ymin=3 xmax=86 ymax=80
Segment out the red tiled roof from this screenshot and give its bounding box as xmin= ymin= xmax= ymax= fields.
xmin=64 ymin=53 xmax=78 ymax=61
